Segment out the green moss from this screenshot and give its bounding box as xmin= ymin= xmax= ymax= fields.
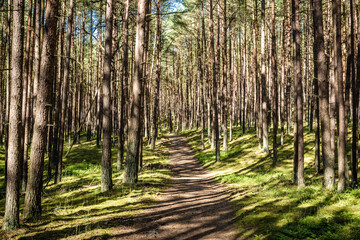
xmin=0 ymin=134 xmax=171 ymax=239
xmin=182 ymin=126 xmax=360 ymax=240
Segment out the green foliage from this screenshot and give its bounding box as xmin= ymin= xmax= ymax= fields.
xmin=182 ymin=126 xmax=360 ymax=240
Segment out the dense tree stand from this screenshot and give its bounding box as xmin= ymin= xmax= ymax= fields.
xmin=1 ymin=0 xmax=360 ymax=235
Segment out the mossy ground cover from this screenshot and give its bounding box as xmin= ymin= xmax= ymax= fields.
xmin=182 ymin=126 xmax=360 ymax=240
xmin=0 ymin=134 xmax=171 ymax=239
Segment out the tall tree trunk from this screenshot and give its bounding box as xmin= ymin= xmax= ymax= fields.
xmin=313 ymin=0 xmax=334 ymax=188
xmin=117 ymin=0 xmax=130 ymax=171
xmin=151 ymin=1 xmax=161 ymax=150
xmin=353 ymin=0 xmax=360 ymax=185
xmin=222 ymin=0 xmax=228 ymax=151
xmin=55 ymin=0 xmax=75 ymax=184
xmin=333 ymin=0 xmax=346 ymax=192
xmin=254 ymin=0 xmax=261 ymax=149
xmin=3 ymin=0 xmax=25 ymax=230
xmin=311 ymin=0 xmax=321 ymax=173
xmin=261 ymin=0 xmax=269 ymax=154
xmin=123 ymin=0 xmax=147 ymax=184
xmin=293 ymin=0 xmax=305 ymax=188
xmin=21 ymin=0 xmax=33 ymax=191
xmin=271 ymin=0 xmax=278 ymax=166
xmin=101 ymin=0 xmax=114 ymax=192
xmin=24 ymin=0 xmax=59 ymax=219
xmin=209 ymin=0 xmax=220 ymax=162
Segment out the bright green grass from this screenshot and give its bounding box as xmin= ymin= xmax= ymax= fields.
xmin=0 ymin=134 xmax=171 ymax=239
xmin=182 ymin=126 xmax=360 ymax=240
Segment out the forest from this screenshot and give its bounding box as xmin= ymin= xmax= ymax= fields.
xmin=0 ymin=0 xmax=360 ymax=239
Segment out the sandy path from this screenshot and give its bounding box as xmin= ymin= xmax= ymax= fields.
xmin=113 ymin=135 xmax=238 ymax=240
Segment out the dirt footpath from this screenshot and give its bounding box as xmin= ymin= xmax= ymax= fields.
xmin=113 ymin=135 xmax=238 ymax=240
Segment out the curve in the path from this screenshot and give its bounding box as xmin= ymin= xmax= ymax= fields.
xmin=111 ymin=135 xmax=239 ymax=240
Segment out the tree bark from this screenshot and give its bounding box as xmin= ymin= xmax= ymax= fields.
xmin=261 ymin=0 xmax=269 ymax=154
xmin=3 ymin=0 xmax=25 ymax=230
xmin=271 ymin=0 xmax=278 ymax=166
xmin=209 ymin=0 xmax=220 ymax=162
xmin=101 ymin=0 xmax=114 ymax=192
xmin=333 ymin=0 xmax=346 ymax=192
xmin=24 ymin=0 xmax=59 ymax=219
xmin=55 ymin=0 xmax=75 ymax=184
xmin=151 ymin=1 xmax=162 ymax=150
xmin=123 ymin=0 xmax=147 ymax=184
xmin=117 ymin=0 xmax=130 ymax=171
xmin=292 ymin=0 xmax=305 ymax=188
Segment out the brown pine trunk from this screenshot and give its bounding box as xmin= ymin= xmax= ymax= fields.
xmin=222 ymin=0 xmax=228 ymax=151
xmin=209 ymin=0 xmax=220 ymax=162
xmin=123 ymin=0 xmax=147 ymax=184
xmin=55 ymin=0 xmax=75 ymax=184
xmin=311 ymin=0 xmax=321 ymax=173
xmin=254 ymin=0 xmax=261 ymax=149
xmin=101 ymin=0 xmax=114 ymax=192
xmin=271 ymin=0 xmax=278 ymax=166
xmin=293 ymin=0 xmax=305 ymax=188
xmin=151 ymin=1 xmax=162 ymax=150
xmin=24 ymin=0 xmax=59 ymax=219
xmin=117 ymin=0 xmax=130 ymax=171
xmin=21 ymin=0 xmax=33 ymax=191
xmin=3 ymin=0 xmax=25 ymax=230
xmin=352 ymin=0 xmax=360 ymax=185
xmin=261 ymin=0 xmax=269 ymax=154
xmin=333 ymin=0 xmax=346 ymax=192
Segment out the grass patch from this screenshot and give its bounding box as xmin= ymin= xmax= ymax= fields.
xmin=0 ymin=134 xmax=171 ymax=239
xmin=181 ymin=126 xmax=360 ymax=240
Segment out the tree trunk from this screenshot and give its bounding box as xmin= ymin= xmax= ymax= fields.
xmin=3 ymin=0 xmax=25 ymax=230
xmin=261 ymin=0 xmax=269 ymax=154
xmin=293 ymin=0 xmax=305 ymax=188
xmin=123 ymin=0 xmax=147 ymax=184
xmin=101 ymin=0 xmax=114 ymax=192
xmin=55 ymin=0 xmax=75 ymax=184
xmin=151 ymin=1 xmax=162 ymax=150
xmin=222 ymin=0 xmax=228 ymax=151
xmin=117 ymin=0 xmax=130 ymax=171
xmin=24 ymin=0 xmax=59 ymax=219
xmin=209 ymin=0 xmax=220 ymax=162
xmin=353 ymin=0 xmax=360 ymax=185
xmin=333 ymin=0 xmax=346 ymax=192
xmin=271 ymin=0 xmax=278 ymax=166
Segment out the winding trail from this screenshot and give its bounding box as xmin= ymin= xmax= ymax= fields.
xmin=117 ymin=135 xmax=238 ymax=239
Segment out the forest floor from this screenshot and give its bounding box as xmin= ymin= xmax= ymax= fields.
xmin=0 ymin=135 xmax=172 ymax=239
xmin=182 ymin=126 xmax=360 ymax=240
xmin=0 ymin=134 xmax=238 ymax=240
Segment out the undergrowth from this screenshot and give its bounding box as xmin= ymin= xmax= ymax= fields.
xmin=0 ymin=134 xmax=171 ymax=239
xmin=182 ymin=126 xmax=360 ymax=240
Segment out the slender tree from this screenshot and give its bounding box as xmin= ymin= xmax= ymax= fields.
xmin=55 ymin=0 xmax=75 ymax=183
xmin=271 ymin=0 xmax=278 ymax=166
xmin=209 ymin=0 xmax=220 ymax=162
xmin=151 ymin=0 xmax=162 ymax=149
xmin=333 ymin=0 xmax=346 ymax=192
xmin=293 ymin=0 xmax=304 ymax=188
xmin=123 ymin=0 xmax=147 ymax=184
xmin=3 ymin=0 xmax=25 ymax=230
xmin=24 ymin=0 xmax=59 ymax=219
xmin=101 ymin=0 xmax=114 ymax=192
xmin=117 ymin=0 xmax=130 ymax=171
xmin=261 ymin=0 xmax=269 ymax=154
